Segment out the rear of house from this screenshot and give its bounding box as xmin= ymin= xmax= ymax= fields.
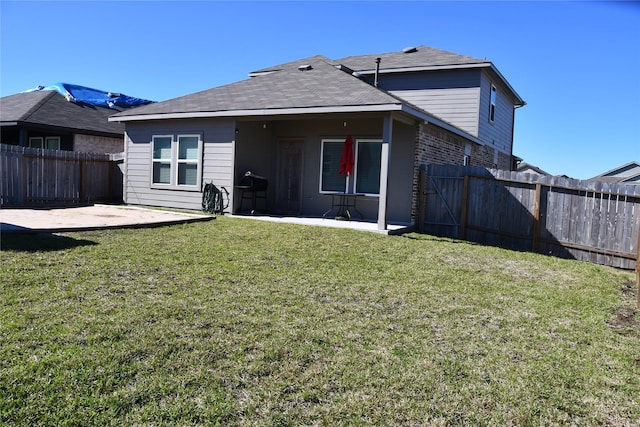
xmin=111 ymin=46 xmax=525 ymax=231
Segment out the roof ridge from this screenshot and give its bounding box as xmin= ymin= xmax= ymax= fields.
xmin=248 ymin=54 xmax=334 ymax=76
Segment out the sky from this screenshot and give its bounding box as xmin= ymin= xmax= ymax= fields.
xmin=1 ymin=1 xmax=639 ymax=180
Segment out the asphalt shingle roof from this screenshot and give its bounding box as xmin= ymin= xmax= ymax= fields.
xmin=1 ymin=90 xmax=125 ymax=135
xmin=335 ymin=45 xmax=488 ymax=72
xmin=111 ymin=45 xmax=520 ymax=122
xmin=111 ymin=56 xmax=404 ymax=118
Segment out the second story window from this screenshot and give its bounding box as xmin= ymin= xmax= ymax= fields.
xmin=489 ymin=85 xmax=497 ymax=123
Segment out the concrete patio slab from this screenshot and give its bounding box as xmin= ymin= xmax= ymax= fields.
xmin=231 ymin=214 xmax=414 ymax=235
xmin=0 ymin=204 xmax=214 ymax=233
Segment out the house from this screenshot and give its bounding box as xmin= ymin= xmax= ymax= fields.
xmin=515 ymin=161 xmax=550 ymax=176
xmin=109 ymin=46 xmax=525 ymax=231
xmin=0 ymin=83 xmax=152 ymax=154
xmin=589 ymin=161 xmax=640 ymax=185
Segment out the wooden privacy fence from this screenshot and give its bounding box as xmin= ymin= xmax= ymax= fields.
xmin=0 ymin=144 xmax=123 ymax=207
xmin=418 ymin=164 xmax=640 ymax=272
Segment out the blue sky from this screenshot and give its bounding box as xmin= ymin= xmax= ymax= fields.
xmin=1 ymin=1 xmax=638 ymax=179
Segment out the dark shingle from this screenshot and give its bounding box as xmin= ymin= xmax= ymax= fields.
xmin=112 ymin=56 xmax=403 ymax=118
xmin=336 ymin=45 xmax=488 ymax=72
xmin=1 ymin=90 xmax=125 ymax=135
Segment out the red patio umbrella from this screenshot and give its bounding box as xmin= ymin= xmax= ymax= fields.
xmin=339 ymin=135 xmax=354 ymax=177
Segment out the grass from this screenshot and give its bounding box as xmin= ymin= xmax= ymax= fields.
xmin=1 ymin=216 xmax=638 ymax=426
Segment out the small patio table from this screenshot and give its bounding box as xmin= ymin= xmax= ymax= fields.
xmin=322 ymin=193 xmax=364 ymax=221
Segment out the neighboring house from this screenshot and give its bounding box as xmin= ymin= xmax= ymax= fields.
xmin=589 ymin=161 xmax=640 ymax=185
xmin=516 ymin=161 xmax=550 ymax=176
xmin=0 ymin=83 xmax=152 ymax=154
xmin=110 ymin=45 xmax=525 ymax=230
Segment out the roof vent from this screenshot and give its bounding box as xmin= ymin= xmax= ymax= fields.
xmin=298 ymin=64 xmax=313 ymax=71
xmin=402 ymin=46 xmax=418 ymax=54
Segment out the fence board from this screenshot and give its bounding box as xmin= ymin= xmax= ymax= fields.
xmin=421 ymin=164 xmax=640 ymax=270
xmin=0 ymin=144 xmax=123 ymax=208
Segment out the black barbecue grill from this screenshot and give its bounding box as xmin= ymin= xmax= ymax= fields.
xmin=236 ymin=171 xmax=268 ymax=214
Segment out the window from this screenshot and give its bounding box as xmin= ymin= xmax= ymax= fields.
xmin=354 ymin=139 xmax=382 ymax=194
xmin=320 ymin=140 xmax=346 ymax=192
xmin=29 ymin=136 xmax=60 ymax=150
xmin=152 ymin=136 xmax=173 ymax=185
xmin=29 ymin=137 xmax=43 ymax=149
xmin=320 ymin=138 xmax=382 ymax=195
xmin=489 ymin=84 xmax=497 ymax=123
xmin=463 ymin=143 xmax=471 ymax=166
xmin=151 ymin=134 xmax=202 ymax=189
xmin=177 ymin=136 xmax=200 ymax=186
xmin=46 ymin=137 xmax=60 ymax=150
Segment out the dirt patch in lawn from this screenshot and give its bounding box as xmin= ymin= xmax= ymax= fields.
xmin=608 ymin=280 xmax=638 ymax=330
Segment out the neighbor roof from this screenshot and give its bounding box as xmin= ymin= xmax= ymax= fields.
xmin=516 ymin=161 xmax=550 ymax=176
xmin=1 ymin=90 xmax=126 ymax=136
xmin=589 ymin=161 xmax=640 ymax=184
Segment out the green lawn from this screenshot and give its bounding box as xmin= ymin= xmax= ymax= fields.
xmin=1 ymin=217 xmax=638 ymax=426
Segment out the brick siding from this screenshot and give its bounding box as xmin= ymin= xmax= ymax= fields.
xmin=410 ymin=123 xmax=512 ymax=221
xmin=73 ymin=134 xmax=124 ymax=154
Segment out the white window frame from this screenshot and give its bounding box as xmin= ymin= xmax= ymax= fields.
xmin=463 ymin=143 xmax=472 ymax=166
xmin=353 ymin=138 xmax=382 ymax=196
xmin=45 ymin=136 xmax=60 ymax=150
xmin=176 ymin=135 xmax=201 ymax=187
xmin=29 ymin=137 xmax=44 ymax=149
xmin=319 ymin=138 xmax=347 ymax=193
xmin=319 ymin=137 xmax=382 ymax=196
xmin=489 ymin=84 xmax=497 ymax=123
xmin=150 ymin=133 xmax=203 ymax=191
xmin=29 ymin=136 xmax=60 ymax=150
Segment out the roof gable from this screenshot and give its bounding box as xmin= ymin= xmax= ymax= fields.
xmin=1 ymin=91 xmax=56 ymax=122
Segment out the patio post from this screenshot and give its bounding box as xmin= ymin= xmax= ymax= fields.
xmin=377 ymin=115 xmax=393 ymax=231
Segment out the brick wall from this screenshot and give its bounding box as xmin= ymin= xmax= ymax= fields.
xmin=410 ymin=122 xmax=512 ymax=221
xmin=73 ymin=134 xmax=124 ymax=154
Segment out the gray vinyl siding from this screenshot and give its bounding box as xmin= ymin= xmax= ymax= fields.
xmin=477 ymin=71 xmax=515 ymax=155
xmin=390 ymin=88 xmax=480 ymax=137
xmin=378 ymin=70 xmax=482 ymax=138
xmin=124 ymin=119 xmax=235 ymax=211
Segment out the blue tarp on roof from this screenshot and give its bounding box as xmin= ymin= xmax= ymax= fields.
xmin=26 ymin=83 xmax=154 ymax=109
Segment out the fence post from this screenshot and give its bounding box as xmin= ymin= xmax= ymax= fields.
xmin=460 ymin=174 xmax=470 ymax=240
xmin=532 ymin=183 xmax=542 ymax=253
xmin=19 ymin=149 xmax=26 ymax=206
xmin=79 ymin=159 xmax=86 ymax=204
xmin=636 ymin=227 xmax=639 ymax=309
xmin=418 ymin=168 xmax=426 ymax=232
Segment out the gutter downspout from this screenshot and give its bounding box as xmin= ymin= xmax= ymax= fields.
xmin=511 ymin=103 xmax=525 ymax=170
